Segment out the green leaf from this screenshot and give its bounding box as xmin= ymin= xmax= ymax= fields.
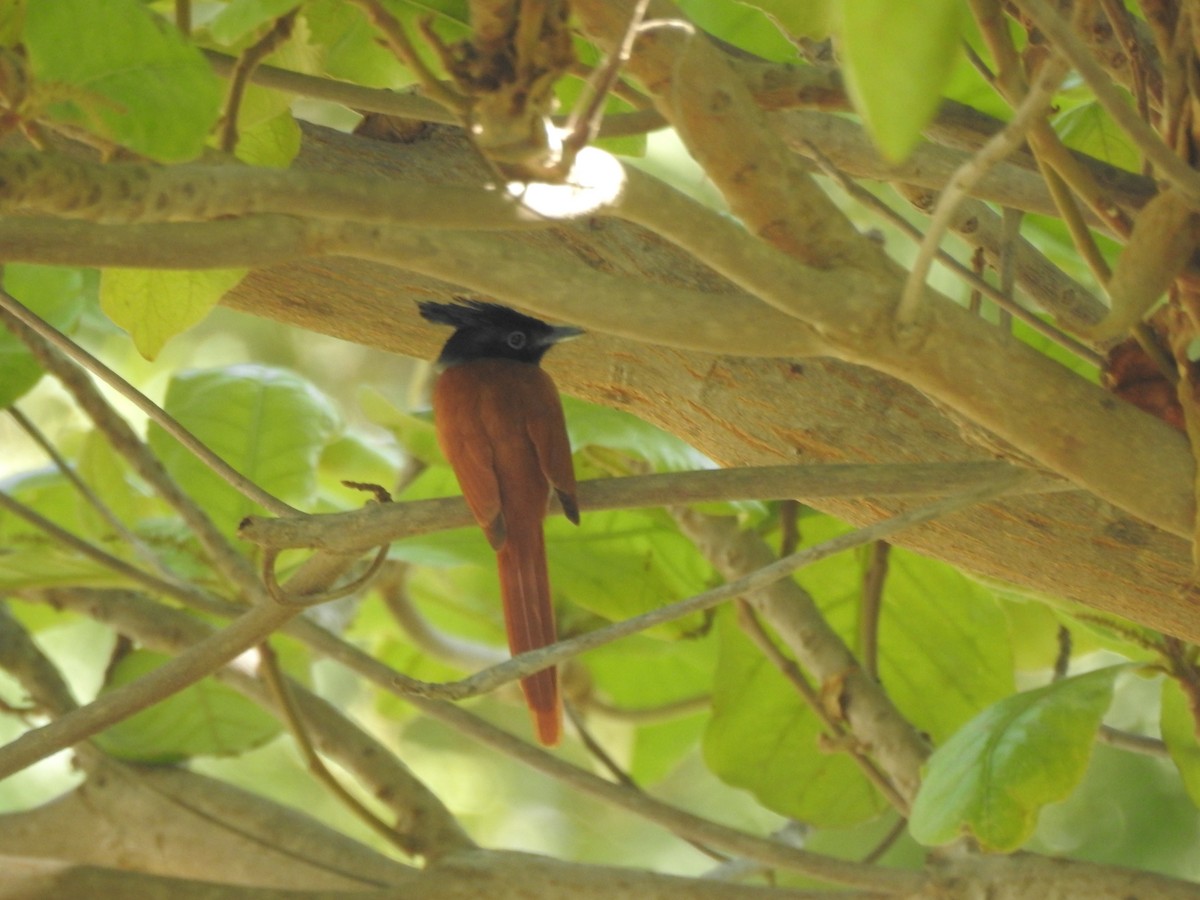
xmin=306 ymin=0 xmax=412 ymax=88
xmin=0 ymin=470 xmax=138 ymax=591
xmin=1056 ymin=101 xmax=1140 ymax=173
xmin=0 ymin=264 xmax=87 ymax=408
xmin=100 ymin=268 xmax=248 ymax=359
xmin=871 ymin=552 xmax=1013 ymax=742
xmin=24 ymin=0 xmax=222 ymax=161
xmin=838 ymin=0 xmax=964 ymax=162
xmin=149 ymin=365 xmax=340 ymax=532
xmin=75 ymin=428 xmax=159 ymax=542
xmin=234 ymin=108 xmax=302 ymax=168
xmin=704 ymin=610 xmax=889 ymax=826
xmin=307 ymin=0 xmax=469 ymax=90
xmin=910 ymin=665 xmax=1127 ymax=851
xmin=316 ymin=432 xmax=402 ymax=505
xmin=584 ymin=633 xmax=714 ymax=784
xmin=358 ymin=385 xmax=442 ymax=465
xmin=94 ymin=649 xmax=281 ymax=763
xmin=549 ymin=506 xmax=712 ymax=634
xmin=562 ymin=396 xmax=710 ymax=472
xmin=208 ymin=0 xmax=301 ymax=46
xmin=1161 ymin=677 xmax=1200 ymax=809
xmin=736 ymin=0 xmax=833 ymax=39
xmin=0 ymin=0 xmax=25 ymax=47
xmin=676 ymin=0 xmax=799 ymax=62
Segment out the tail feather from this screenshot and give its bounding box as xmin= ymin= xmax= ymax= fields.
xmin=497 ymin=523 xmax=561 ymax=746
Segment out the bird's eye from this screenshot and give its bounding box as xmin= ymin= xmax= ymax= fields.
xmin=506 ymin=330 xmax=528 ymax=350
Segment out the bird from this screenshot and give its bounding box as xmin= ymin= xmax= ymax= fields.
xmin=417 ymin=299 xmax=581 ymax=746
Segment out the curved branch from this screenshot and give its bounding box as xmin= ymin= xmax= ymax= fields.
xmin=239 ymin=461 xmax=1058 ymax=553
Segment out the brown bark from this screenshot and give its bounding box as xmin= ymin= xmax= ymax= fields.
xmin=220 ymin=123 xmax=1197 ymax=642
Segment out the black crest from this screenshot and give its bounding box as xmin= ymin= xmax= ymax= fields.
xmin=419 ymin=299 xmax=549 ymax=334
xmin=418 ymin=299 xmax=582 ymax=367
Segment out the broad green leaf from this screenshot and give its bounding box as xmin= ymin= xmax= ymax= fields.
xmin=24 ymin=0 xmax=222 ymax=161
xmin=306 ymin=0 xmax=412 ymax=88
xmin=1057 ymin=102 xmax=1140 ymax=173
xmin=789 ymin=532 xmax=1012 ymax=742
xmin=1161 ymin=677 xmax=1200 ymax=809
xmin=234 ymin=108 xmax=302 ymax=168
xmin=358 ymin=385 xmax=441 ymax=465
xmin=0 ymin=0 xmax=24 ymax=47
xmin=391 ymin=463 xmax=495 ymax=566
xmin=149 ymin=365 xmax=339 ymax=532
xmin=704 ymin=610 xmax=888 ymax=826
xmin=100 ymin=268 xmax=248 ymax=359
xmin=561 ymin=396 xmax=711 ymax=472
xmin=308 ymin=0 xmax=469 ymax=89
xmin=75 ymin=429 xmax=159 ymax=543
xmin=585 ymin=632 xmax=715 ymax=784
xmin=737 ymin=0 xmax=833 ymax=39
xmin=549 ymin=506 xmax=711 ymax=633
xmin=316 ymin=432 xmax=403 ymax=505
xmin=871 ymin=552 xmax=1013 ymax=742
xmin=0 ymin=470 xmax=140 ymax=591
xmin=1000 ymin=596 xmax=1070 ymax=672
xmin=838 ymin=0 xmax=964 ymax=162
xmin=676 ymin=0 xmax=799 ymax=62
xmin=910 ymin=665 xmax=1127 ymax=851
xmin=208 ymin=0 xmax=301 ymax=45
xmin=95 ymin=649 xmax=280 ymax=763
xmin=400 ymin=469 xmax=710 ymax=632
xmin=0 ymin=265 xmax=86 ymax=407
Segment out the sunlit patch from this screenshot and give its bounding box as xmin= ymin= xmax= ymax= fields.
xmin=229 ymin=647 xmax=262 ymax=674
xmin=507 ymin=147 xmax=626 ymax=220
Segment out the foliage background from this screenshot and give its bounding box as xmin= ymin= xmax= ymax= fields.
xmin=0 ymin=0 xmax=1198 ymax=896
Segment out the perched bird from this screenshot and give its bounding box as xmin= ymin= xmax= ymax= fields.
xmin=418 ymin=299 xmax=581 ymax=746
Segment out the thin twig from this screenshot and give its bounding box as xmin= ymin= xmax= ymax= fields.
xmin=997 ymin=208 xmax=1022 ymax=332
xmin=1015 ymin=0 xmax=1200 ymax=203
xmin=241 ymin=461 xmax=1066 ymax=554
xmin=393 ymin=473 xmax=1031 ymax=703
xmin=0 ymin=599 xmax=300 ymax=780
xmin=347 ymin=0 xmax=468 ymax=114
xmin=0 ymin=300 xmax=268 ymax=605
xmin=563 ymin=703 xmax=729 ymax=862
xmin=379 ymin=565 xmax=507 ymax=671
xmin=1098 ymin=0 xmax=1152 ymax=144
xmin=586 ymin=694 xmax=711 ymax=724
xmin=897 ymin=55 xmax=1070 ymax=324
xmin=805 ymin=144 xmax=1103 ymax=365
xmin=1038 ymin=156 xmax=1114 ymax=286
xmin=262 ymin=542 xmax=389 ymax=606
xmin=562 ymin=0 xmax=651 ymax=156
xmin=218 ymin=9 xmax=299 ymax=154
xmin=860 ymin=815 xmax=908 ymax=865
xmin=174 ymin=0 xmax=191 ymax=35
xmin=7 ymin=405 xmax=163 ymax=574
xmin=257 ymin=640 xmax=413 ymax=852
xmin=1097 ymin=724 xmax=1170 ymax=756
xmin=0 ymin=288 xmax=299 ymax=519
xmin=859 ymin=542 xmax=890 ymax=682
xmin=203 ymin=49 xmax=664 ymax=138
xmin=0 ymin=489 xmax=232 ymax=615
xmin=1053 ymin=624 xmax=1072 ymax=681
xmin=735 ymin=600 xmax=908 ymax=813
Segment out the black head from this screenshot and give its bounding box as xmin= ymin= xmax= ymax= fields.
xmin=418 ymin=299 xmax=583 ymax=367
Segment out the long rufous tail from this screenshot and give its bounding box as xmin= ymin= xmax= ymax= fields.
xmin=497 ymin=520 xmax=561 ymax=746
